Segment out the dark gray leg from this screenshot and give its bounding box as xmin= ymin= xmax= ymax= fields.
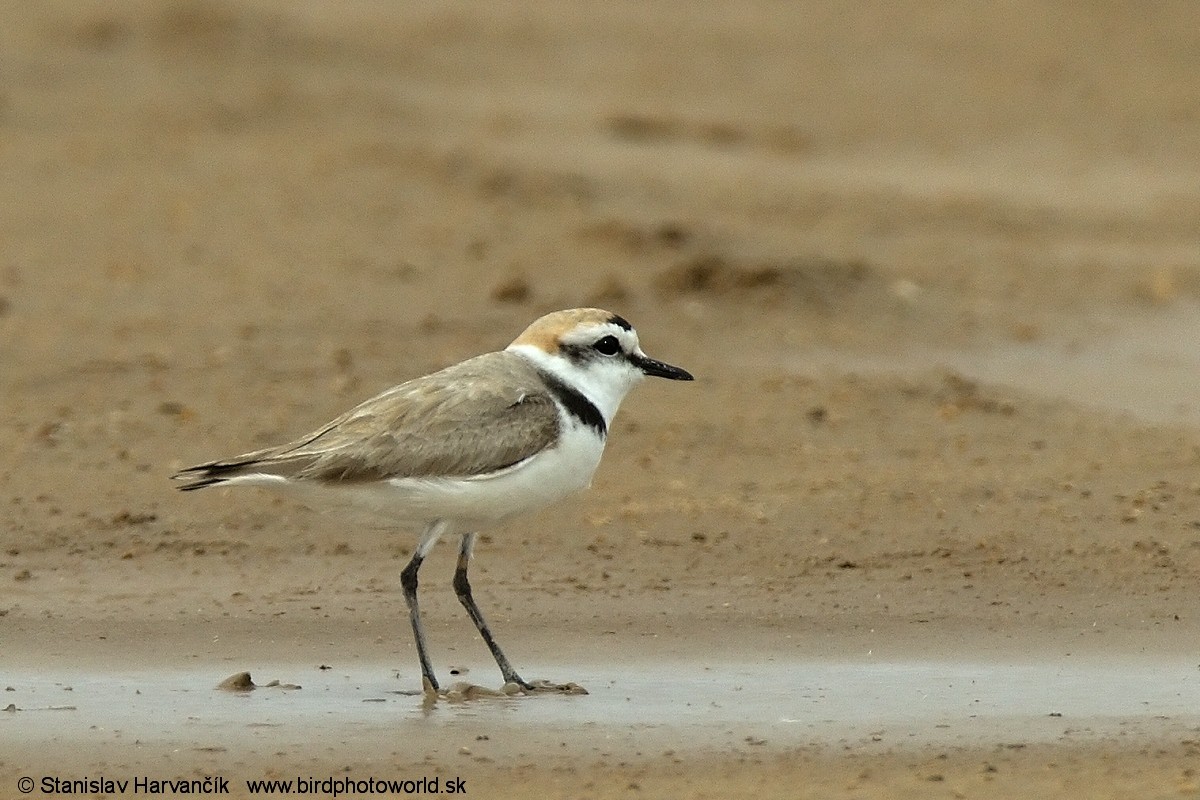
xmin=400 ymin=520 xmax=448 ymax=693
xmin=453 ymin=532 xmax=531 ymax=689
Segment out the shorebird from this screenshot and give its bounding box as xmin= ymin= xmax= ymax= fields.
xmin=174 ymin=308 xmax=693 ymax=694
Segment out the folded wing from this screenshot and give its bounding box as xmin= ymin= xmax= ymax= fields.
xmin=173 ymin=352 xmax=561 ymax=490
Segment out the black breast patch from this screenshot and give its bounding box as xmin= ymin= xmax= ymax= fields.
xmin=538 ymin=371 xmax=607 ymax=437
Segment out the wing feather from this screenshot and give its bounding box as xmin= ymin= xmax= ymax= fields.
xmin=173 ymin=352 xmax=561 ymax=488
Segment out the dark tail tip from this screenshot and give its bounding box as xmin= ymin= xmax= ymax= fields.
xmin=173 ymin=448 xmax=266 ymax=491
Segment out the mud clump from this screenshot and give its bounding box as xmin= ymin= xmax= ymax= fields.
xmin=216 ymin=672 xmax=301 ymax=692
xmin=216 ymin=672 xmax=255 ymax=692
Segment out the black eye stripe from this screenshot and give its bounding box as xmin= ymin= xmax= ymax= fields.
xmin=559 ymin=336 xmax=627 ymax=365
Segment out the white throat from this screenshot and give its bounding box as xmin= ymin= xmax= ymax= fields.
xmin=507 ymin=343 xmax=642 ymax=427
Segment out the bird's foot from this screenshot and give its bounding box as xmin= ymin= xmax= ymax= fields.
xmin=424 ymin=679 xmax=514 ymax=703
xmin=503 ymin=679 xmax=588 ymax=696
xmin=420 ymin=676 xmax=588 ymax=703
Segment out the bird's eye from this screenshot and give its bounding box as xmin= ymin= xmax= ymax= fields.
xmin=592 ymin=335 xmax=621 ymax=356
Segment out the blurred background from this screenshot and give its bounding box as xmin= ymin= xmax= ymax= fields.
xmin=4 ymin=1 xmax=1199 ymax=407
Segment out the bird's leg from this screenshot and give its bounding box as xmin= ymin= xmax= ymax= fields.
xmin=453 ymin=532 xmax=532 ymax=689
xmin=401 ymin=519 xmax=448 ymax=694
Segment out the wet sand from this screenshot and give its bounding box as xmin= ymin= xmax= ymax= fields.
xmin=8 ymin=656 xmax=1200 ymax=753
xmin=4 ymin=1 xmax=1200 ymax=797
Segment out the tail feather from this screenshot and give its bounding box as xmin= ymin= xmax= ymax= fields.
xmin=172 ymin=459 xmax=260 ymax=491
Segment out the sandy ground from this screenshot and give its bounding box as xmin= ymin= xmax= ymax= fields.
xmin=4 ymin=1 xmax=1200 ymax=797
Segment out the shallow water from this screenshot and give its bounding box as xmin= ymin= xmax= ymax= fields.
xmin=4 ymin=658 xmax=1199 ymax=757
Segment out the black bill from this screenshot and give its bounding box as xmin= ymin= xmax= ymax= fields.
xmin=631 ymin=353 xmax=694 ymax=381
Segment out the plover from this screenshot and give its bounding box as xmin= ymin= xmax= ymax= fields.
xmin=174 ymin=308 xmax=693 ymax=694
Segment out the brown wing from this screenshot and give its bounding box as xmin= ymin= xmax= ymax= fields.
xmin=174 ymin=352 xmax=561 ymax=488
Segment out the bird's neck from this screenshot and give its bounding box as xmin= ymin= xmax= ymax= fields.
xmin=507 ymin=344 xmax=635 ymax=428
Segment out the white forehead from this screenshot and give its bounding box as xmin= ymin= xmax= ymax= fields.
xmin=509 ymin=308 xmax=639 ymax=354
xmin=559 ymin=320 xmax=639 ymax=349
